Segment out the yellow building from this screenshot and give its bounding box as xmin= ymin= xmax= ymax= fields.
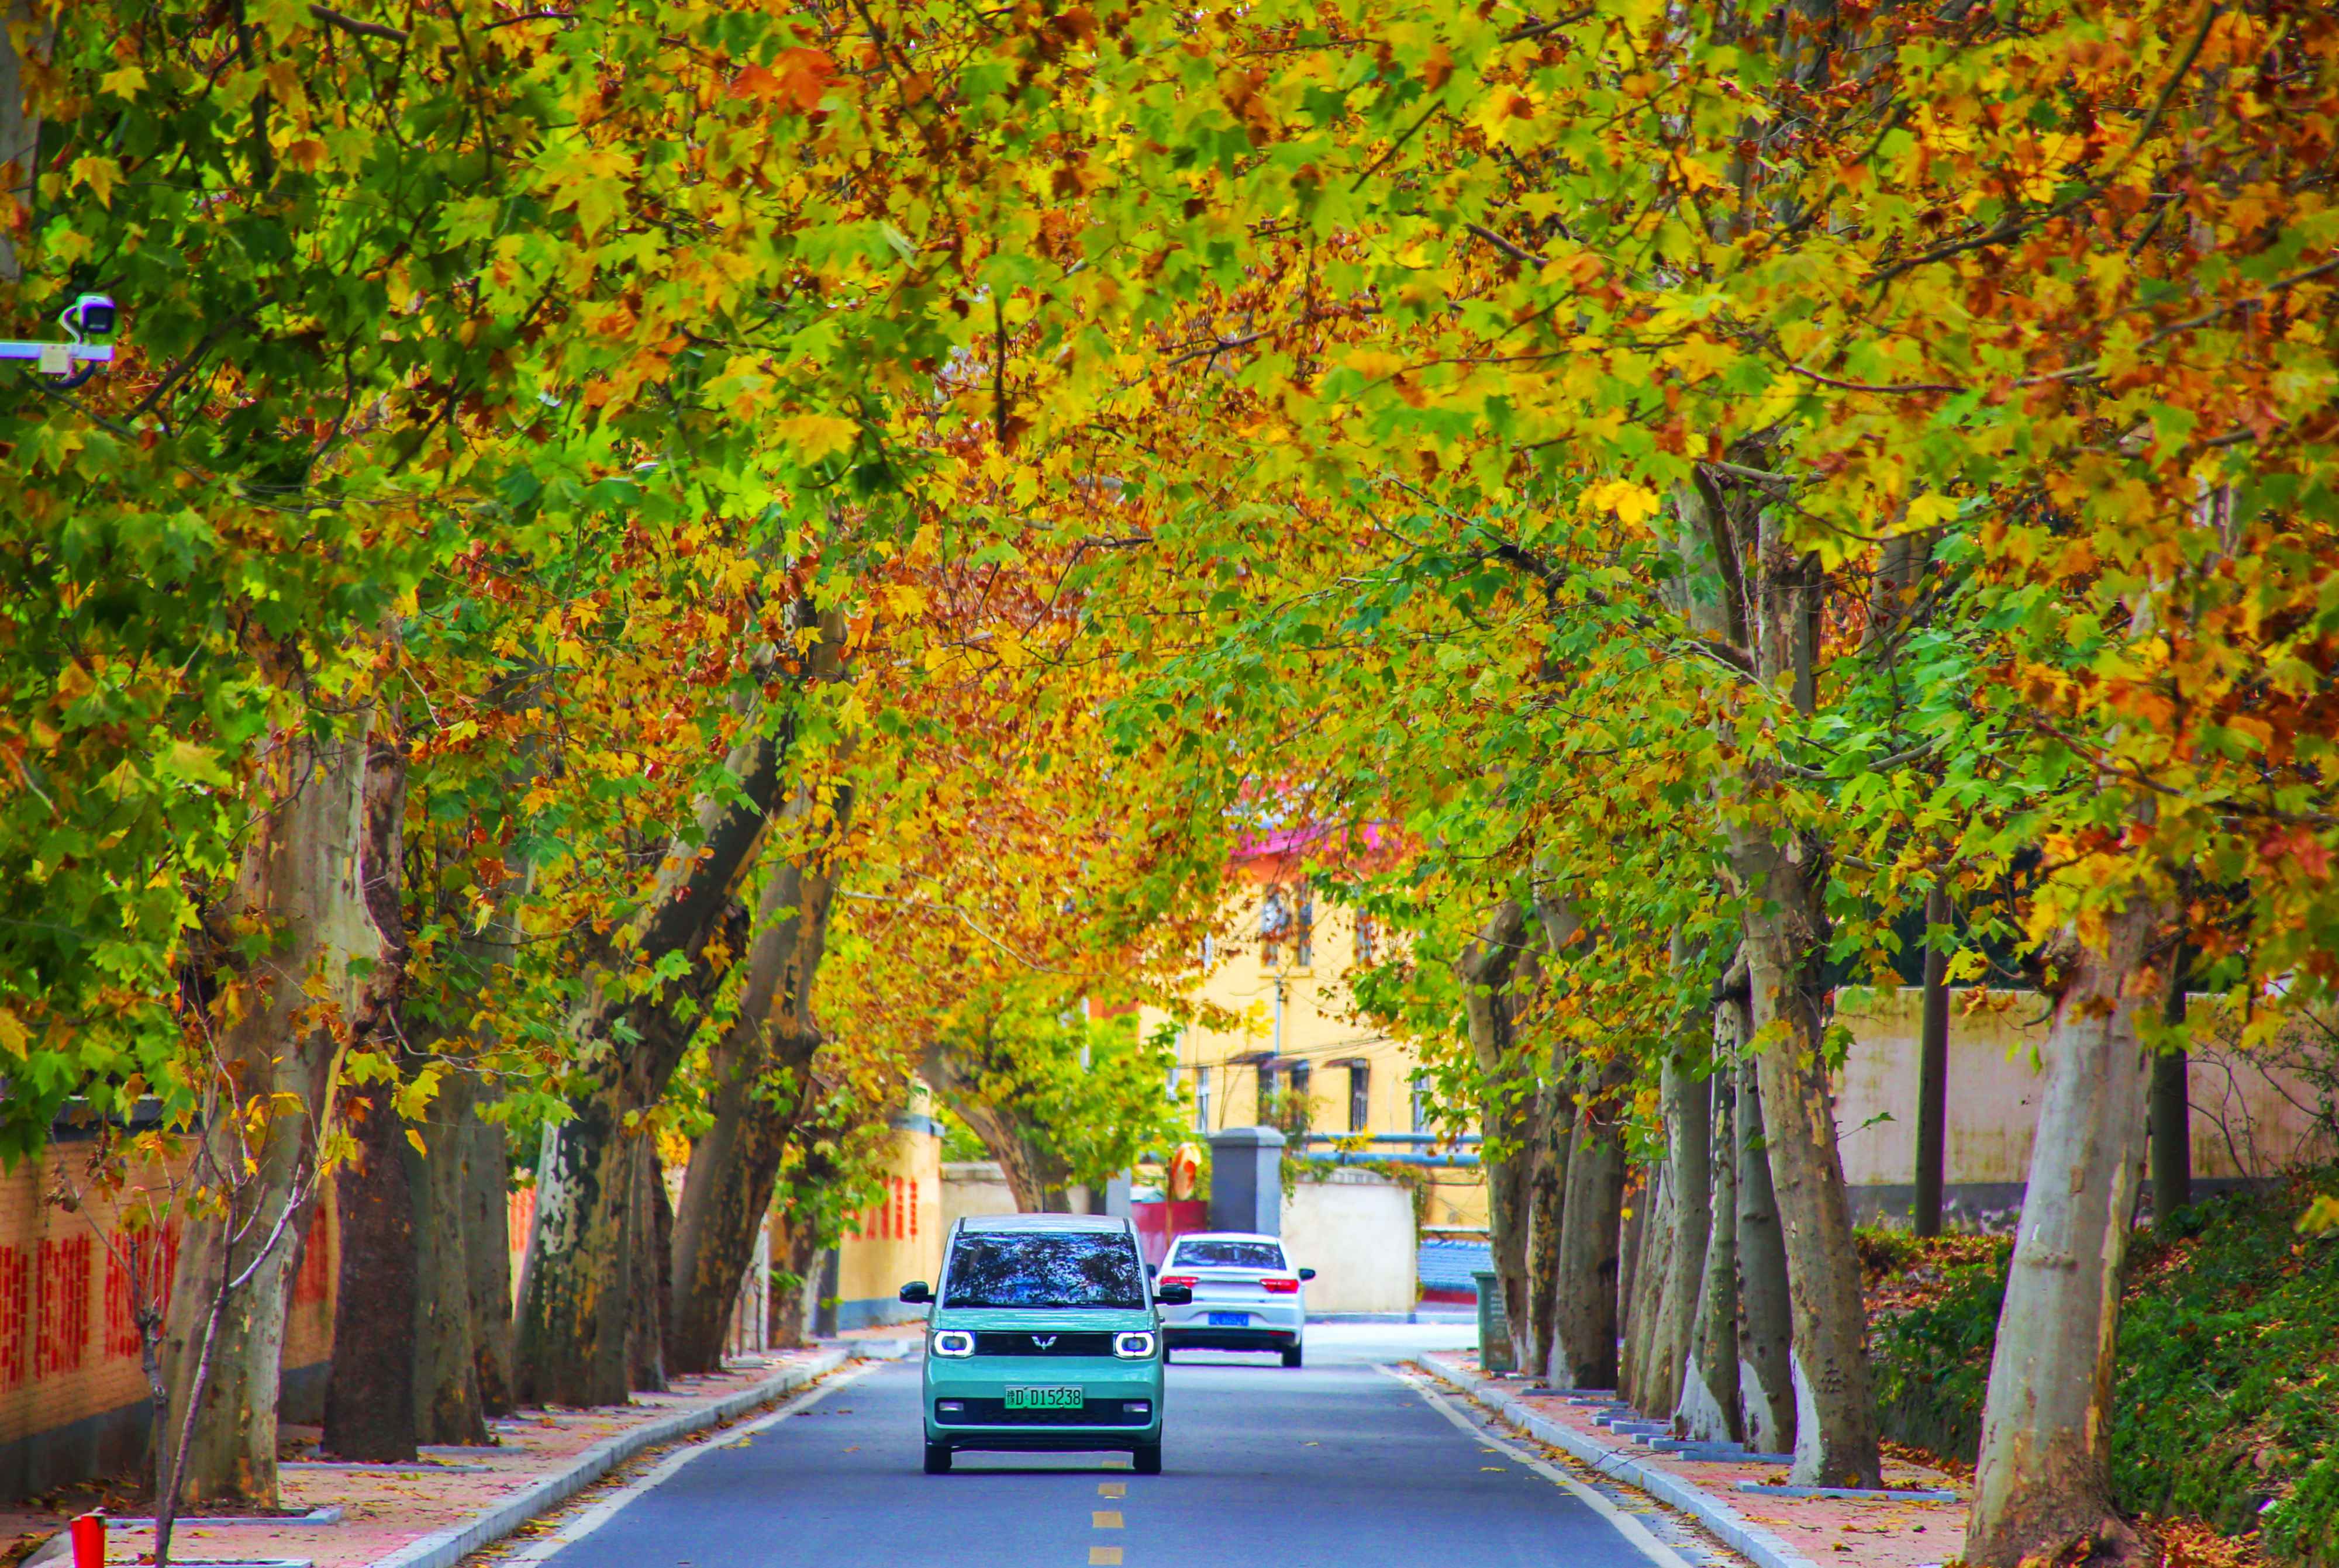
xmin=1145 ymin=832 xmax=1488 ymax=1229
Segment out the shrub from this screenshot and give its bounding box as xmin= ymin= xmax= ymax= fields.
xmin=1867 ymin=1174 xmax=2339 ymax=1567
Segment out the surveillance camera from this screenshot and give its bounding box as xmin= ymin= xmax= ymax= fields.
xmin=59 ymin=293 xmax=117 ymax=343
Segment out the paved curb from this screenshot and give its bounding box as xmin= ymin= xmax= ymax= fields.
xmin=1416 ymin=1360 xmax=1821 ymax=1568
xmin=364 ymin=1348 xmax=851 ymax=1568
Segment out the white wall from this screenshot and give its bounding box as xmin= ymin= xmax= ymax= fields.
xmin=1833 ymin=986 xmax=2335 ymax=1189
xmin=1281 ymin=1170 xmax=1416 ymax=1315
xmin=941 ymin=1161 xmax=1019 ymax=1228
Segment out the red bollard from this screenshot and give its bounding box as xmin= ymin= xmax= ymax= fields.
xmin=69 ymin=1510 xmax=105 ymax=1568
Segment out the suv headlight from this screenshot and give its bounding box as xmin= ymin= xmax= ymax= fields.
xmin=932 ymin=1329 xmax=975 ymax=1358
xmin=1113 ymin=1331 xmax=1157 ymax=1360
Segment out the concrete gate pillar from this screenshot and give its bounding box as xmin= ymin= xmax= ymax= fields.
xmin=1208 ymin=1125 xmax=1286 ymax=1235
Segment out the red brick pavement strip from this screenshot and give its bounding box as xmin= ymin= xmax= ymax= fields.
xmin=8 ymin=1346 xmax=862 ymax=1568
xmin=1421 ymin=1351 xmax=1967 ymax=1568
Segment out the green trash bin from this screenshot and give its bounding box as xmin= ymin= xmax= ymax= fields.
xmin=1473 ymin=1269 xmax=1516 ymax=1374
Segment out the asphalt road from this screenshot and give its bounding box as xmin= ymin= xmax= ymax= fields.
xmin=524 ymin=1325 xmax=1685 ymax=1568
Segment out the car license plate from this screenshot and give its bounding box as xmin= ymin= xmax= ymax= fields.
xmin=1208 ymin=1311 xmax=1249 ymax=1327
xmin=1003 ymin=1386 xmax=1084 ymax=1411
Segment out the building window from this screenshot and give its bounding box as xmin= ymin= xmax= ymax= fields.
xmin=1194 ymin=1066 xmax=1212 ymax=1133
xmin=1354 ymin=913 xmax=1376 ymax=965
xmin=1295 ymin=883 xmax=1315 ymax=968
xmin=1348 ymin=1064 xmax=1371 ymax=1133
xmin=1260 ymin=886 xmax=1291 ymax=967
xmin=1255 ymin=1063 xmax=1278 ymax=1124
xmin=1410 ymin=1076 xmax=1430 ymax=1134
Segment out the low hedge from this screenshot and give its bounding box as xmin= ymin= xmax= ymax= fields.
xmin=1867 ymin=1175 xmax=2339 ymax=1567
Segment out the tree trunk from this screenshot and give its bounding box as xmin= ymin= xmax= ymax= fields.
xmin=626 ymin=1139 xmax=671 ymax=1394
xmin=2150 ymin=946 xmax=2190 ymax=1222
xmin=1645 ymin=1048 xmax=1712 ymax=1421
xmin=668 ymin=799 xmax=850 ymax=1376
xmin=515 ymin=714 xmax=791 ymax=1407
xmin=1735 ymin=1051 xmax=1796 ymax=1456
xmin=1524 ymin=1077 xmax=1573 ymax=1385
xmin=1457 ymin=900 xmax=1536 ymax=1349
xmin=1678 ymin=1066 xmax=1742 ymax=1442
xmin=1914 ymin=880 xmax=1953 ymax=1236
xmin=324 ymin=717 xmax=418 ymax=1460
xmin=1734 ymin=861 xmax=1881 ymax=1486
xmin=322 ymin=1077 xmax=418 ymax=1461
xmin=1622 ymin=1158 xmax=1672 ymax=1409
xmin=0 ymin=0 xmax=50 ymax=285
xmin=767 ymin=1217 xmax=826 ymax=1352
xmin=1966 ymin=895 xmax=2167 ymax=1568
xmin=1551 ymin=1062 xmax=1628 ymax=1390
xmin=460 ymin=1104 xmax=515 ymax=1417
xmin=1709 ymin=501 xmax=1880 ymax=1488
xmin=407 ymin=1075 xmax=486 ymax=1445
xmin=164 ymin=697 xmax=385 ymax=1505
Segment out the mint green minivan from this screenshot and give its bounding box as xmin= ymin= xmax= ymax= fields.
xmin=899 ymin=1214 xmax=1192 ymax=1476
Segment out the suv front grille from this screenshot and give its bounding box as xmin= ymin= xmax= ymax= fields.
xmin=970 ymin=1331 xmax=1119 ymax=1357
xmin=939 ymin=1397 xmax=1151 ymax=1428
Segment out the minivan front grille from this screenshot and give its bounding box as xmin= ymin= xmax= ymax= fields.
xmin=970 ymin=1331 xmax=1119 ymax=1357
xmin=938 ymin=1397 xmax=1152 ymax=1427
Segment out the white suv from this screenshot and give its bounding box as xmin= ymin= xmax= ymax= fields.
xmin=1154 ymin=1232 xmax=1314 ymax=1367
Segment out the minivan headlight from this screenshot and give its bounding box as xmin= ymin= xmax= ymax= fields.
xmin=932 ymin=1329 xmax=975 ymax=1358
xmin=1113 ymin=1331 xmax=1157 ymax=1359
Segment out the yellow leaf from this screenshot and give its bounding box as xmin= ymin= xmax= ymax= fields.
xmin=775 ymin=413 xmax=859 ymax=463
xmin=406 ymin=1128 xmax=429 ymax=1157
xmin=1906 ymin=492 xmax=1960 ymax=529
xmin=100 ymin=64 xmax=148 ymax=100
xmin=70 ymin=156 xmax=124 ymax=208
xmin=0 ymin=1009 xmax=27 ymax=1058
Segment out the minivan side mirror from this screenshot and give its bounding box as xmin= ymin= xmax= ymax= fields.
xmin=1298 ymin=1268 xmax=1317 ymax=1282
xmin=898 ymin=1280 xmax=933 ymax=1304
xmin=1154 ymin=1284 xmax=1193 ymax=1306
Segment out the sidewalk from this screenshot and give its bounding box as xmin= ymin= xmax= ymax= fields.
xmin=1419 ymin=1350 xmax=1966 ymax=1568
xmin=6 ymin=1345 xmax=860 ymax=1568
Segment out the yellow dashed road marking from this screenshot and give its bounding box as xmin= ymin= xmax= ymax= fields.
xmin=1098 ymin=1482 xmax=1126 ymax=1498
xmin=1089 ymin=1549 xmax=1123 ymax=1566
xmin=1093 ymin=1511 xmax=1124 ymax=1529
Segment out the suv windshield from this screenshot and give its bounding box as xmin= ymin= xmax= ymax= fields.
xmin=943 ymin=1231 xmax=1146 ymax=1309
xmin=1172 ymin=1239 xmax=1285 ymax=1270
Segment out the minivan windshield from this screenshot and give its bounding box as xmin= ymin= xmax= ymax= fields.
xmin=1171 ymin=1239 xmax=1285 ymax=1270
xmin=942 ymin=1231 xmax=1147 ymax=1309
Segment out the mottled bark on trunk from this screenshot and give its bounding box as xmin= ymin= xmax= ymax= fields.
xmin=164 ymin=692 xmax=387 ymax=1507
xmin=1735 ymin=1052 xmax=1796 ymax=1456
xmin=516 ymin=693 xmax=803 ymax=1406
xmin=1524 ymin=887 xmax=1582 ymax=1380
xmin=1966 ymin=896 xmax=2166 ymax=1568
xmin=1679 ymin=1066 xmax=1742 ymax=1442
xmin=1524 ymin=1082 xmax=1573 ymax=1384
xmin=1457 ymin=900 xmax=1536 ymax=1348
xmin=669 ymin=805 xmax=848 ymax=1376
xmin=325 ymin=720 xmax=418 ymax=1460
xmin=1914 ymin=881 xmax=1953 ymax=1235
xmin=1552 ymin=1062 xmax=1628 ymax=1391
xmin=0 ymin=0 xmax=49 ymax=284
xmin=1622 ymin=1159 xmax=1672 ymax=1409
xmin=626 ymin=1138 xmax=672 ymax=1394
xmin=408 ymin=1076 xmax=485 ymax=1445
xmin=461 ymin=1108 xmax=515 ymax=1417
xmin=1733 ymin=855 xmax=1880 ymax=1486
xmin=1645 ymin=1049 xmax=1712 ymax=1421
xmin=323 ymin=1079 xmax=418 ymax=1461
xmin=767 ymin=1218 xmax=826 ymax=1352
